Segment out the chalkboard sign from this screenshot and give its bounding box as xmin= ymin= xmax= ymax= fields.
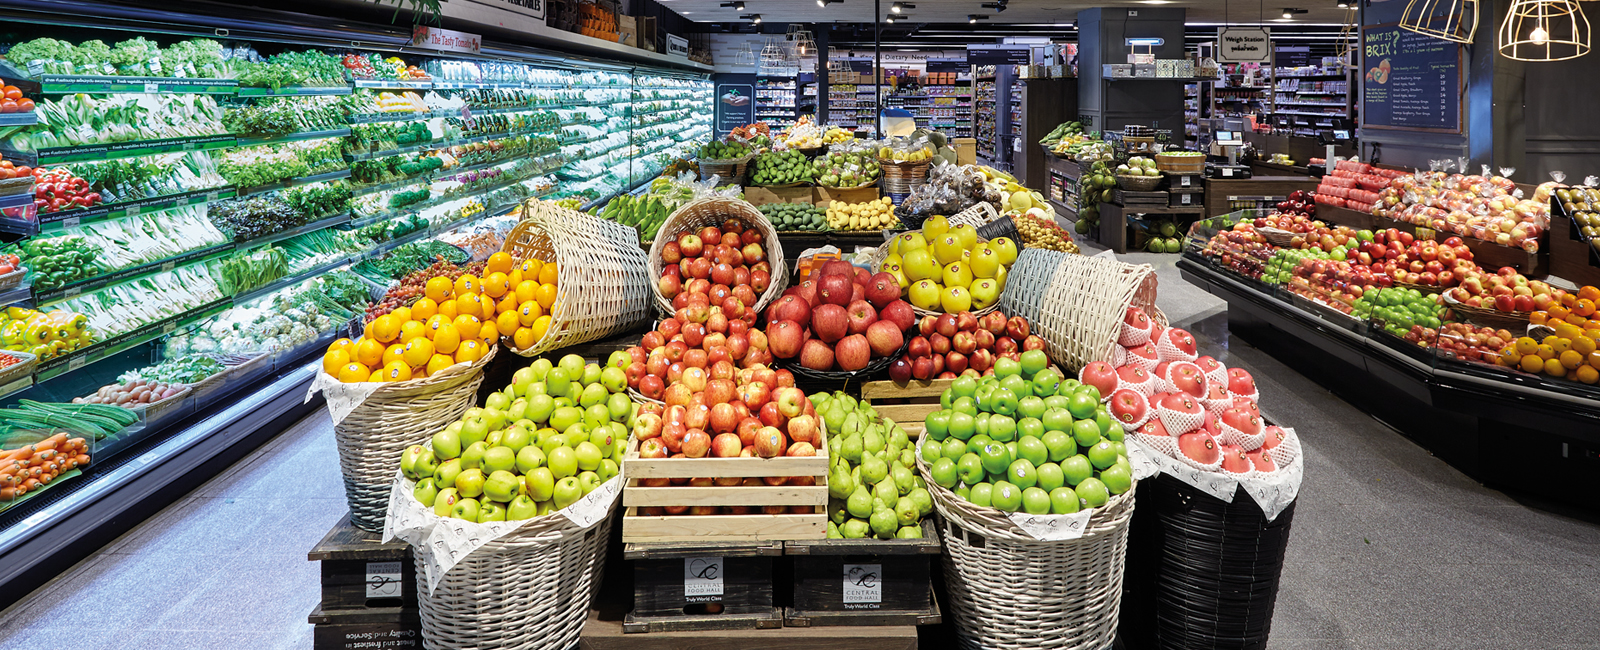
xmin=1275 ymin=46 xmax=1309 ymax=68
xmin=1361 ymin=23 xmax=1463 ymax=133
xmin=715 ymin=78 xmax=754 ymax=136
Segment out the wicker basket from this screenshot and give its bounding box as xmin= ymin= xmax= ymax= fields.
xmin=0 ymin=266 xmax=26 ymax=292
xmin=944 ymin=201 xmax=1001 ymax=229
xmin=778 ymin=337 xmax=908 ymax=382
xmin=504 ymin=200 xmax=655 ymax=356
xmin=880 ymin=158 xmax=931 ymax=182
xmin=920 ymin=440 xmax=1138 ymax=650
xmin=137 ymin=386 xmax=193 ymax=425
xmin=997 ymin=249 xmax=1166 ymax=373
xmin=870 ymin=229 xmax=1001 ymax=319
xmin=1441 ymin=291 xmax=1531 ymax=328
xmin=1155 ymin=153 xmax=1205 ymax=174
xmin=414 ymin=496 xmax=615 ymax=650
xmin=331 ymin=346 xmax=496 ymax=532
xmin=1116 ymin=175 xmax=1164 ymax=191
xmin=646 ymin=197 xmax=788 ymax=314
xmin=699 ymin=156 xmax=751 ymax=185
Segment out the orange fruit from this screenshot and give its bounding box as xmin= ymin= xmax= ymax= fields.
xmin=453 ymin=314 xmax=482 ymax=340
xmin=437 ymin=298 xmax=458 ymax=320
xmin=433 ymin=323 xmax=461 ymax=354
xmin=1543 ymin=357 xmax=1566 ymax=376
xmin=427 ymin=353 xmax=455 ymax=376
xmin=355 ymin=338 xmax=386 ymax=367
xmin=455 ymin=338 xmax=486 ymax=363
xmin=1499 ymin=348 xmax=1521 ymax=367
xmin=1567 ymin=314 xmax=1588 ymax=327
xmin=520 ymin=259 xmax=543 ymax=280
xmin=383 ymin=360 xmax=413 ymax=382
xmin=519 ymin=300 xmax=543 ymax=326
xmin=531 ymin=314 xmax=552 ymax=342
xmin=1550 ymin=337 xmax=1573 ymax=355
xmin=479 ymin=320 xmax=500 ymax=344
xmin=536 ymin=283 xmax=558 ymax=309
xmin=1514 ymin=336 xmax=1538 ymax=356
xmin=1591 ymin=350 xmax=1600 ymax=370
xmin=1553 ymin=322 xmax=1583 ymax=340
xmin=338 ymin=362 xmax=371 ymax=383
xmin=399 ymin=320 xmax=427 ymax=343
xmin=1573 ymin=336 xmax=1597 ymax=356
xmin=426 ymin=314 xmax=450 ymax=333
xmin=515 ymin=280 xmax=539 ymax=304
xmin=1530 ymin=312 xmax=1549 ymax=325
xmin=1560 ymin=350 xmax=1585 ymax=370
xmin=411 ymin=298 xmax=438 ymax=321
xmin=1578 ymin=365 xmax=1599 ymax=384
xmin=1549 ymin=304 xmax=1571 ymax=321
xmin=508 ymin=269 xmax=524 ymax=288
xmin=497 ymin=310 xmax=521 ymax=337
xmin=390 ymin=306 xmax=412 ymax=324
xmin=362 ymin=319 xmax=376 ymax=341
xmin=371 ymin=314 xmax=401 ymax=343
xmin=425 ymin=276 xmax=453 ymax=302
xmin=454 ymin=294 xmax=482 ymax=319
xmin=382 ymin=343 xmax=407 ymax=367
xmin=483 ymin=272 xmax=510 ymax=299
xmin=1562 ymin=293 xmax=1578 ymax=308
xmin=454 ymin=274 xmax=479 ymax=297
xmin=495 ymin=294 xmax=518 ymax=317
xmin=323 ymin=348 xmax=351 ymax=375
xmin=1536 ymin=344 xmax=1556 ymax=360
xmin=486 ymin=252 xmax=514 ymax=274
xmin=513 ymin=326 xmax=537 ymax=350
xmin=1579 ymin=285 xmax=1600 ymax=303
xmin=1520 ymin=354 xmax=1544 ymax=373
xmin=1576 ymin=299 xmax=1597 ymax=318
xmin=538 ymin=262 xmax=558 ymax=286
xmin=368 ymin=368 xmax=388 ymax=383
xmin=329 ymin=338 xmax=356 ymax=356
xmin=403 ymin=337 xmax=435 ymax=367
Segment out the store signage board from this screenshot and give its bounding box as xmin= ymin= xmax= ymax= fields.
xmin=464 ymin=0 xmax=546 ymax=20
xmin=926 ymin=58 xmax=967 ymax=73
xmin=966 ymin=45 xmax=1031 ymax=66
xmin=1218 ymin=27 xmax=1271 ymax=63
xmin=683 ymin=557 xmax=724 ymax=602
xmin=411 ymin=26 xmax=483 ymax=56
xmin=843 ymin=564 xmax=882 ymax=607
xmin=668 ymin=35 xmax=690 ymax=58
xmin=715 ymin=79 xmax=754 ymax=137
xmin=1361 ymin=23 xmax=1462 ymax=133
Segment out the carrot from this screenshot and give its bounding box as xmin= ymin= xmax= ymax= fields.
xmin=38 ymin=472 xmax=50 ymax=485
xmin=21 ymin=478 xmax=37 ymax=491
xmin=0 ymin=447 xmax=30 ymax=462
xmin=35 ymin=449 xmax=56 ymax=463
xmin=1 ymin=487 xmax=15 ymax=499
xmin=74 ymin=454 xmax=89 ymax=466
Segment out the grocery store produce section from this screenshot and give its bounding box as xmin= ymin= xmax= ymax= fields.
xmin=0 ymin=25 xmax=710 ymax=514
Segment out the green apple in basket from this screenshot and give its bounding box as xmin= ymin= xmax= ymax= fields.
xmin=411 ymin=353 xmax=633 ymax=522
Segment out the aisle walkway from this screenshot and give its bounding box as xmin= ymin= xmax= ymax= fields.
xmin=0 ymin=245 xmax=1597 ymax=649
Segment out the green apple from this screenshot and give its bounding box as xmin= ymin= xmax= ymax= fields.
xmin=529 ymin=382 xmax=548 ymax=399
xmin=527 ymin=394 xmax=556 ymax=424
xmin=545 ymin=368 xmax=572 ymax=398
xmin=1036 ymin=462 xmax=1065 ymax=493
xmin=1043 ymin=395 xmax=1070 ymax=412
xmin=600 ymin=367 xmax=627 ymax=393
xmin=607 ymin=392 xmax=632 ymax=422
xmin=482 ymin=407 xmax=508 ymax=432
xmin=942 ymin=437 xmax=968 ymax=462
xmin=966 ymin=433 xmax=993 ymax=456
xmin=1061 ymin=455 xmax=1093 ymax=486
xmin=511 ymin=367 xmax=535 ymax=397
xmin=1016 ymin=436 xmax=1049 ymax=467
xmin=1007 ymin=458 xmax=1038 ymax=490
xmin=460 ymin=442 xmax=488 ymax=470
xmin=434 ymin=458 xmax=463 ymax=489
xmin=924 ymin=410 xmax=951 ymax=439
xmin=530 ymin=358 xmax=553 ymax=382
xmin=1017 ymin=396 xmax=1047 ymax=421
xmin=557 ymin=354 xmax=585 ymax=381
xmin=485 ymin=390 xmax=512 ymax=413
xmin=413 ymin=477 xmax=438 ymax=507
xmin=1016 ymin=417 xmax=1045 ymax=440
xmin=588 ymin=426 xmax=616 ymax=458
xmin=506 ymin=398 xmax=529 ymax=423
xmin=484 ymin=470 xmax=520 ymax=502
xmin=548 ymin=446 xmax=578 ymax=479
xmin=484 ymin=429 xmax=505 ymax=448
xmin=433 ymin=487 xmax=459 ymax=516
xmin=1072 ymin=419 xmax=1102 ymax=449
xmin=1099 ymin=463 xmax=1133 ymax=495
xmin=1076 ymin=477 xmax=1109 ymax=509
xmin=1087 ymin=440 xmax=1119 ymax=470
xmin=598 ymin=458 xmax=620 ymax=484
xmin=921 ymin=437 xmax=944 ymax=464
xmin=1049 ymin=487 xmax=1081 ymax=514
xmin=579 ymin=383 xmax=608 ymax=408
xmin=576 ymin=470 xmax=601 ymax=495
xmin=952 ymin=395 xmax=978 ymax=416
xmin=506 ymin=494 xmax=539 ymax=520
xmin=1020 ymin=350 xmax=1048 ymax=377
xmin=583 ymin=403 xmax=610 ymax=430
xmin=1042 ymin=408 xmax=1074 ymax=434
xmin=574 ymin=441 xmax=602 ymax=471
xmin=974 ymin=412 xmax=990 ymax=439
xmin=979 ymin=441 xmax=1012 ymax=474
xmin=432 ymin=426 xmax=463 ymax=460
xmin=994 ymin=357 xmax=1022 ymax=378
xmin=483 ymin=446 xmax=517 ymax=474
xmin=957 ymin=453 xmax=985 ymax=486
xmin=606 ymin=350 xmax=630 ymax=370
xmin=930 ymin=457 xmax=959 ymax=488
xmin=968 ymin=482 xmax=994 ymax=507
xmin=1021 ymin=486 xmax=1052 ymax=514
xmin=987 ymin=414 xmax=1017 ymax=442
xmin=990 ymin=391 xmax=1018 ymax=417
xmin=1041 ymin=430 xmax=1074 ymax=462
xmin=1067 ymin=392 xmax=1099 ymax=420
xmin=1032 ymin=368 xmax=1060 ymax=397
xmin=552 ymin=476 xmax=583 ymax=509
xmin=540 ymin=430 xmax=567 ymax=456
xmin=515 ymin=444 xmax=547 ymax=474
xmin=502 ymin=426 xmax=532 ymax=453
xmin=999 ymin=374 xmax=1031 ymax=402
xmin=455 ymin=468 xmax=486 ymax=498
xmin=549 ymin=406 xmax=582 ymax=433
xmin=451 ymin=497 xmax=480 ymax=521
xmin=990 ymin=480 xmax=1022 ymax=512
xmin=459 ymin=414 xmax=490 ymax=447
xmin=527 ymin=467 xmax=555 ymax=501
xmin=580 ymin=363 xmax=603 ymax=387
xmin=536 ymin=500 xmax=553 ymax=516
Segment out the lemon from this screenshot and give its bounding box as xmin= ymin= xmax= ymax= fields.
xmin=322 ymin=348 xmax=351 ymax=375
xmin=432 ymin=323 xmax=461 ymax=354
xmin=427 ymin=353 xmax=455 ymax=376
xmin=486 ymin=252 xmax=514 ymax=274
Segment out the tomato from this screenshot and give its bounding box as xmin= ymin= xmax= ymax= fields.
xmin=0 ymin=169 xmax=14 ymax=180
xmin=17 ymin=99 xmax=33 ymax=112
xmin=0 ymin=101 xmax=15 ymax=114
xmin=16 ymin=166 xmax=30 ymax=176
xmin=3 ymin=87 xmax=21 ymax=101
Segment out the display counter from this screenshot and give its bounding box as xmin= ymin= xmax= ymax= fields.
xmin=1204 ymin=175 xmax=1320 ymax=218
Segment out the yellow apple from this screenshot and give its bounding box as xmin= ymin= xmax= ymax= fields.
xmin=941 ymin=286 xmax=973 ymax=313
xmin=924 ymin=215 xmax=950 ymax=239
xmin=970 ymin=278 xmax=1000 ymax=309
xmin=991 ymin=237 xmax=1020 ymax=266
xmin=909 ymin=279 xmax=943 ymax=310
xmin=933 ymin=235 xmax=965 ymax=266
xmin=950 ymin=224 xmax=978 ymax=250
xmin=902 ymin=248 xmax=939 ymax=282
xmin=970 ymin=245 xmax=1001 ymax=278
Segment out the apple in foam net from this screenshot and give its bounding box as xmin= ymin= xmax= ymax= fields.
xmin=1246 ymin=449 xmax=1276 ymax=472
xmin=1080 ymin=361 xmax=1120 ymax=397
xmin=1217 ymin=443 xmax=1251 ymax=473
xmin=1163 ymin=328 xmax=1197 ymax=358
xmin=1137 ymin=418 xmax=1170 ymax=438
xmin=1166 ymin=362 xmax=1207 ymax=398
xmin=1117 ymin=365 xmax=1153 ymax=394
xmin=1177 ymin=430 xmax=1221 ymax=465
xmin=1110 ymin=389 xmax=1149 ymax=425
xmin=1221 ymin=406 xmax=1263 ymax=436
xmin=1227 ymin=368 xmax=1256 ymax=396
xmin=1261 ymin=425 xmax=1286 ymax=450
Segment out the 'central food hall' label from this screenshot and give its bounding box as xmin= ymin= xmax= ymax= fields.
xmin=843 ymin=563 xmax=882 ymax=607
xmin=683 ymin=557 xmax=724 ymax=602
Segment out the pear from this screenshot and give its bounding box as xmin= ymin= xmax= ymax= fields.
xmin=863 ymin=429 xmax=886 ymax=455
xmin=839 ymin=434 xmax=864 ymax=464
xmin=846 ymin=485 xmax=874 ymax=519
xmin=909 ymin=487 xmax=934 ymax=518
xmin=828 ymin=460 xmax=857 ymax=500
xmin=896 ymin=525 xmax=923 ymax=539
xmin=841 ymin=518 xmax=871 ymax=538
xmin=829 ymin=498 xmax=849 ymax=525
xmin=860 ymin=454 xmax=889 ymax=486
xmin=892 ymin=465 xmax=916 ymax=496
xmin=870 ymin=507 xmax=900 ymax=539
xmin=873 ymin=476 xmax=900 ymax=506
xmin=895 ymin=496 xmax=920 ymax=526
xmin=827 ymin=522 xmax=842 ymax=539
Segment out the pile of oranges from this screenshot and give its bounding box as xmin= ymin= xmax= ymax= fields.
xmin=1495 ymin=285 xmax=1600 ymax=384
xmin=321 ymin=252 xmax=562 ymax=383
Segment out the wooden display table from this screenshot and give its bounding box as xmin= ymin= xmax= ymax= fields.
xmin=1203 ymin=175 xmax=1318 ymax=218
xmin=1096 ymin=201 xmax=1206 ymax=254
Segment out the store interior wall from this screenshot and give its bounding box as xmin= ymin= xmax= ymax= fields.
xmin=1078 ymin=7 xmax=1187 ymax=134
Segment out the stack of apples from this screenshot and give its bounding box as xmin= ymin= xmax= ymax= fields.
xmin=623 ymin=306 xmax=774 ymax=402
xmin=1079 ymin=306 xmax=1289 ymax=474
xmin=1349 ymin=230 xmax=1476 ymax=289
xmin=656 ymin=218 xmax=774 ymax=326
xmin=1444 ymin=266 xmax=1567 ymax=314
xmin=764 ymin=260 xmax=918 ymax=373
xmin=890 ymin=310 xmax=1046 ymax=382
xmin=877 ymin=216 xmax=1019 ymax=314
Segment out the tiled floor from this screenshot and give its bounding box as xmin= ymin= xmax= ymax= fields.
xmin=0 ymin=244 xmax=1597 ymax=649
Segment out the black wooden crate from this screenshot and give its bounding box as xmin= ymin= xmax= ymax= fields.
xmin=1115 ymin=189 xmax=1171 ymax=206
xmin=1168 ymin=190 xmax=1204 ymax=208
xmin=783 ymin=522 xmax=942 ymax=627
xmin=310 ymin=602 xmax=422 ymax=650
xmin=309 ymin=515 xmax=415 ymax=611
xmin=623 ymin=540 xmax=784 ymax=633
xmin=1165 ymin=173 xmax=1204 ymax=192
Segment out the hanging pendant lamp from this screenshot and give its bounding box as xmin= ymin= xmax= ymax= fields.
xmin=1400 ymin=0 xmax=1480 ymax=43
xmin=1337 ymin=6 xmax=1361 ymax=69
xmin=1499 ymin=0 xmax=1591 ymax=61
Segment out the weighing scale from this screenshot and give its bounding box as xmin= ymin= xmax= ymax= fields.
xmin=1206 ymin=130 xmax=1252 ymax=179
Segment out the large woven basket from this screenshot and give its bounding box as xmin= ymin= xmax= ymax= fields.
xmin=870 ymin=228 xmax=1001 ymax=319
xmin=415 ymin=507 xmax=614 ymax=650
xmin=331 ymin=347 xmax=496 ymax=532
xmin=1116 ymin=175 xmax=1163 ymax=191
xmin=504 ymin=200 xmax=654 ymax=356
xmin=918 ymin=441 xmax=1138 ymax=650
xmin=880 ymin=158 xmax=931 ymax=181
xmin=944 ymin=201 xmax=1001 ymax=229
xmin=699 ymin=155 xmax=751 ymax=185
xmin=646 ymin=197 xmax=788 ymax=314
xmin=997 ymin=249 xmax=1166 ymax=373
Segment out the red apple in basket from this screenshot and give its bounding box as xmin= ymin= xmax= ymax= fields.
xmin=866 ymin=320 xmax=906 ymax=358
xmin=836 ymin=335 xmax=872 ymax=371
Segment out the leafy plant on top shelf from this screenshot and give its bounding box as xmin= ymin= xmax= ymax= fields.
xmin=5 ymin=37 xmax=229 ymax=78
xmin=234 ymin=51 xmax=347 ymax=89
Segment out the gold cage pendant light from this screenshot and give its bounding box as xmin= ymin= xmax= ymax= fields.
xmin=1400 ymin=0 xmax=1481 ymax=43
xmin=1499 ymin=0 xmax=1591 ymax=61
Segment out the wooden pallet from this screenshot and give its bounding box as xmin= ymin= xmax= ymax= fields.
xmin=784 ymin=524 xmax=942 ymax=627
xmin=786 ymin=588 xmax=942 ymax=627
xmin=624 ymin=540 xmax=784 ymax=633
xmin=621 ymin=434 xmax=830 ymax=543
xmin=859 ymin=378 xmax=954 ymax=439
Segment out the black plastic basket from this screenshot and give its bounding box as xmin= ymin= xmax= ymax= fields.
xmin=975 ymin=215 xmax=1022 ymax=247
xmin=777 ymin=337 xmax=908 ymax=383
xmin=1119 ymin=473 xmax=1297 ymax=650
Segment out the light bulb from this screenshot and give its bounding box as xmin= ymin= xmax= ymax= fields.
xmin=893 ymin=2 xmax=902 ymax=12
xmin=1283 ymin=9 xmax=1293 ymax=18
xmin=970 ymin=15 xmax=977 ymax=22
xmin=1530 ymin=25 xmax=1549 ymax=45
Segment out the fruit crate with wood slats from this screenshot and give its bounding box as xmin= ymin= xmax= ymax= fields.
xmin=620 ymin=431 xmax=830 ymax=543
xmin=858 ymin=379 xmax=954 ymax=439
xmin=784 ymin=526 xmax=943 ymax=627
xmin=623 ymin=540 xmax=785 ymax=633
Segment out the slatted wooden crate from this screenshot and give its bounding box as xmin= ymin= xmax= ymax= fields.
xmin=308 ymin=516 xmax=420 ymax=649
xmin=624 ymin=540 xmax=785 ymax=633
xmin=859 ymin=379 xmax=954 ymax=439
xmin=310 ymin=604 xmax=422 ymax=650
xmin=620 ymin=433 xmax=830 ymax=543
xmin=784 ymin=525 xmax=943 ymax=627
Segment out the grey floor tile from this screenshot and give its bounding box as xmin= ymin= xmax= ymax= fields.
xmin=148 ymin=551 xmax=323 ymax=633
xmin=0 ymin=627 xmax=128 ymax=650
xmin=7 ymin=552 xmax=227 ymax=631
xmin=126 ymin=629 xmax=280 ymax=650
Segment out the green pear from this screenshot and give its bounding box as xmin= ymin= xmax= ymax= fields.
xmin=896 ymin=525 xmax=923 ymax=539
xmin=895 ymin=496 xmax=920 ymax=526
xmin=432 ymin=427 xmax=462 ymax=460
xmin=861 ymin=454 xmax=889 ymax=486
xmin=841 ymin=518 xmax=871 ymax=538
xmin=873 ymin=476 xmax=900 ymax=505
xmin=433 ymin=487 xmax=459 ymax=516
xmin=413 ymin=477 xmax=438 ymax=507
xmin=892 ymin=465 xmax=916 ymax=496
xmin=451 ymin=497 xmax=480 ymax=521
xmin=827 ymin=522 xmax=842 ymax=539
xmin=478 ymin=501 xmax=507 ymax=523
xmin=840 ymin=434 xmax=864 ymax=464
xmin=870 ymin=508 xmax=899 ymax=539
xmin=909 ymin=488 xmax=934 ymax=518
xmin=434 ymin=459 xmax=463 ymax=488
xmin=507 ymin=494 xmax=539 ymax=520
xmin=828 ymin=460 xmax=856 ymax=500
xmin=484 ymin=470 xmax=521 ymax=502
xmin=460 ymin=442 xmax=488 ymax=470
xmin=829 ymin=498 xmax=849 ymax=525
xmin=811 ymin=392 xmax=832 ymax=409
xmin=863 ymin=428 xmax=886 ymax=455
xmin=899 ymin=449 xmax=916 ymax=469
xmin=846 ymin=485 xmax=874 ymax=519
xmin=890 ymin=426 xmax=910 ymax=450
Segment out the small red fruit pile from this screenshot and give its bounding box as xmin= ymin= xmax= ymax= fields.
xmin=1080 ymin=306 xmax=1293 ymax=475
xmin=1444 ymin=266 xmax=1567 ymax=314
xmin=658 ymin=218 xmax=773 ymax=324
xmin=766 ymin=260 xmax=917 ymax=372
xmin=624 ymin=306 xmax=773 ymax=401
xmin=893 ymin=310 xmax=1044 ymax=381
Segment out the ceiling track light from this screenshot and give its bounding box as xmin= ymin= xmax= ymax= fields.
xmin=1337 ymin=0 xmax=1350 ymax=7
xmin=981 ymin=2 xmax=1008 ymax=12
xmin=740 ymin=13 xmax=761 ymax=22
xmin=969 ymin=13 xmax=989 ymax=22
xmin=1281 ymin=7 xmax=1308 ymax=18
xmin=891 ymin=2 xmax=915 ymax=12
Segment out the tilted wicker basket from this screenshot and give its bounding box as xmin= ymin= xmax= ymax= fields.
xmin=647 ymin=197 xmax=788 ymax=315
xmin=997 ymin=249 xmax=1167 ymax=374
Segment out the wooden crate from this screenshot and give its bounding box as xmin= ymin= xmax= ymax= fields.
xmin=308 ymin=515 xmax=415 ymax=612
xmin=784 ymin=525 xmax=942 ymax=627
xmin=624 ymin=540 xmax=785 ymax=633
xmin=1114 ymin=189 xmax=1170 ymax=207
xmin=620 ymin=433 xmax=830 ymax=543
xmin=859 ymin=379 xmax=954 ymax=439
xmin=814 ymin=186 xmax=881 ymax=208
xmin=310 ymin=603 xmax=421 ymax=650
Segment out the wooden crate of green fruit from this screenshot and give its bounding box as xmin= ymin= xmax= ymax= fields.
xmin=860 ymin=379 xmax=955 ymax=439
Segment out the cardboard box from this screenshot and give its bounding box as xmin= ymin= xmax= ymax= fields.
xmin=814 ymin=186 xmax=881 ymax=208
xmin=743 ymin=186 xmax=816 ymax=207
xmin=951 ymin=138 xmax=977 ymax=166
xmin=618 ymin=15 xmax=637 ymax=47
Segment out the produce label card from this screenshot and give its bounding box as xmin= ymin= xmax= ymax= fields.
xmin=683 ymin=557 xmax=724 ymax=601
xmin=843 ymin=563 xmax=883 ymax=607
xmin=366 ymin=561 xmax=402 ymax=599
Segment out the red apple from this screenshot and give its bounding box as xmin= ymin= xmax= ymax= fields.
xmin=1080 ymin=361 xmax=1119 ymax=397
xmin=1226 ymin=368 xmax=1256 ymax=396
xmin=912 ymin=356 xmax=934 ymax=380
xmin=640 ymin=374 xmax=666 ymax=400
xmin=787 ymin=414 xmax=819 ymax=445
xmin=657 ymin=274 xmax=682 ymax=299
xmin=774 ymin=386 xmax=806 ymax=418
xmin=818 ymin=273 xmax=854 ymax=306
xmin=1166 ymin=362 xmax=1207 ymax=398
xmin=880 ymin=300 xmax=917 ymax=332
xmin=952 ymin=331 xmax=977 ymax=355
xmin=865 ymin=272 xmax=901 ymax=308
xmin=936 ymin=313 xmax=959 ymax=338
xmin=982 ymin=311 xmax=1008 ymax=335
xmin=946 ymin=351 xmax=969 ymax=374
xmin=930 ymin=333 xmax=951 ymax=356
xmin=1109 ymin=389 xmax=1149 ymax=425
xmin=835 ymin=334 xmax=872 ymax=371
xmin=754 ymin=427 xmax=787 ymax=458
xmin=662 ymin=241 xmax=683 ymax=264
xmin=973 ymin=329 xmax=996 ymax=351
xmin=846 ymin=300 xmax=879 ymax=335
xmin=705 ymin=378 xmax=737 ymax=407
xmin=1177 ymin=430 xmax=1220 ymax=465
xmin=919 ymin=315 xmax=938 ymax=337
xmin=813 ymin=304 xmax=850 ymax=343
xmin=1218 ymin=443 xmax=1250 ymax=473
xmin=866 ymin=320 xmax=906 ymax=357
xmin=889 ymin=357 xmax=913 ymax=382
xmin=1246 ymin=449 xmax=1276 ymax=472
xmin=956 ymin=311 xmax=979 ymax=333
xmin=1221 ymin=406 xmax=1262 ymax=437
xmin=1006 ymin=316 xmax=1030 ymax=341
xmin=766 ymin=320 xmax=803 ymax=358
xmin=682 ymin=429 xmax=712 ymax=458
xmin=639 ymin=437 xmax=669 ymax=459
